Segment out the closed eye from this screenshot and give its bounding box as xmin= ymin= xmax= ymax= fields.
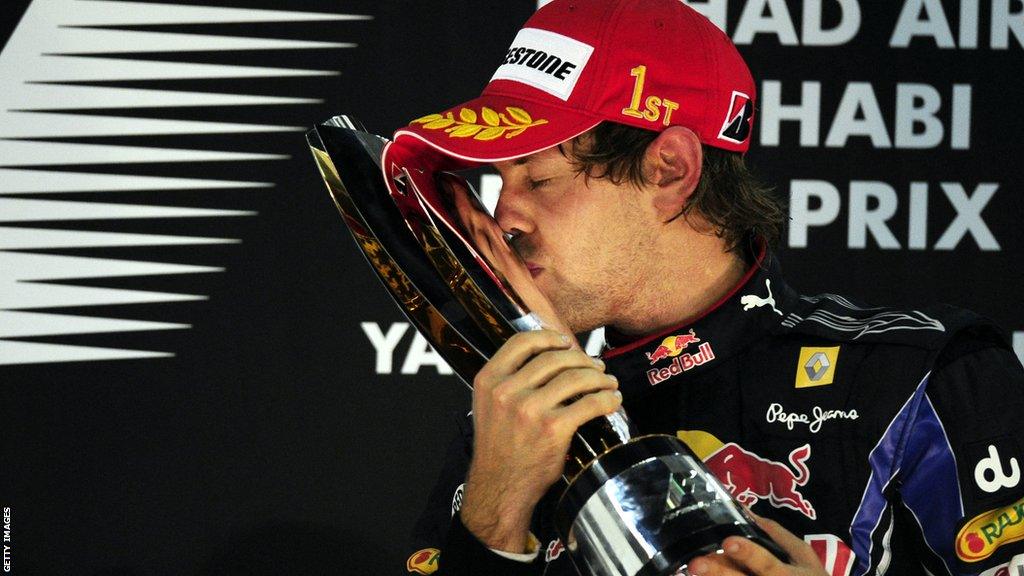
xmin=528 ymin=178 xmax=552 ymax=190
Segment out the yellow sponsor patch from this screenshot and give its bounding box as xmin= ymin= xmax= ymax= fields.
xmin=677 ymin=429 xmax=725 ymax=460
xmin=406 ymin=548 xmax=440 ymax=574
xmin=795 ymin=346 xmax=839 ymax=388
xmin=956 ymin=496 xmax=1024 ymax=562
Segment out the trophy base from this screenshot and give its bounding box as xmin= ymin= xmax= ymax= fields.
xmin=554 ymin=434 xmax=787 ymax=576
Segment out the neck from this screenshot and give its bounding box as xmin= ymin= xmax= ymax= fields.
xmin=610 ymin=233 xmax=748 ymax=337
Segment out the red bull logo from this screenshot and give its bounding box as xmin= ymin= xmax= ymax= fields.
xmin=406 ymin=548 xmax=440 ymax=575
xmin=646 ymin=341 xmax=715 ymax=385
xmin=646 ymin=329 xmax=701 ymax=365
xmin=677 ymin=430 xmax=817 ymax=520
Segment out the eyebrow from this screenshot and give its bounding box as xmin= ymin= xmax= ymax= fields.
xmin=512 ymin=157 xmax=532 ymax=166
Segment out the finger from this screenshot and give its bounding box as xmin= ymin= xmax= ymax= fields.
xmin=721 ymin=536 xmax=792 ymax=576
xmin=749 ymin=513 xmax=821 ymax=568
xmin=554 ymin=388 xmax=622 ymax=430
xmin=478 ymin=330 xmax=572 ymax=384
xmin=508 ymin=349 xmax=605 ymax=394
xmin=688 ymin=552 xmax=744 ymax=576
xmin=495 ymin=368 xmax=615 ymax=429
xmin=527 ymin=366 xmax=617 ymax=408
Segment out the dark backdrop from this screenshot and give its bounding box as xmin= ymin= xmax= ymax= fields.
xmin=1 ymin=1 xmax=1021 ymax=574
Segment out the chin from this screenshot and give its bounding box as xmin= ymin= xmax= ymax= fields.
xmin=558 ymin=312 xmax=601 ymax=336
xmin=541 ymin=286 xmax=601 ymax=335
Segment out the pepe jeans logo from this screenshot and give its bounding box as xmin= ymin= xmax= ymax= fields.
xmin=491 ymin=28 xmax=594 ymax=101
xmin=410 ymin=106 xmax=547 ymax=140
xmin=766 ymin=403 xmax=859 ymax=433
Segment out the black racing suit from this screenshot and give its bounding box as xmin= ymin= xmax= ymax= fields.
xmin=405 ymin=253 xmax=1024 ymax=576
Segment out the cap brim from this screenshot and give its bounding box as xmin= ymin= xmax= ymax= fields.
xmin=393 ymin=94 xmax=602 ymax=170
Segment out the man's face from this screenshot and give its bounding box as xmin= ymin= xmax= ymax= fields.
xmin=492 ymin=145 xmax=658 ymax=333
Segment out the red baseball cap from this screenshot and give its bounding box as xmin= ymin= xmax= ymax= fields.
xmin=393 ymin=0 xmax=756 ymax=169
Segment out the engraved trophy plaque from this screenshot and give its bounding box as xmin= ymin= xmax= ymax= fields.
xmin=307 ymin=116 xmax=788 ymax=576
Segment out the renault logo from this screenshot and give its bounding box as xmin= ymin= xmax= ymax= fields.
xmin=805 ymin=352 xmax=831 ymax=381
xmin=795 ymin=347 xmax=840 ymax=388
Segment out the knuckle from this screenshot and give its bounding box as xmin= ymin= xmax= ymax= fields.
xmin=602 ymin=391 xmax=622 ymax=411
xmin=506 ymin=330 xmax=532 ymax=346
xmin=531 ymin=349 xmax=562 ymax=371
xmin=472 ymin=369 xmax=491 ymax=389
xmin=565 ymin=348 xmax=592 ymax=362
xmin=491 ymin=385 xmax=515 ymax=410
xmin=513 ymin=400 xmax=538 ymax=424
xmin=581 ymin=392 xmax=606 ymax=412
xmin=593 ymin=390 xmax=620 ymax=411
xmin=762 ymin=560 xmax=786 ymax=576
xmin=580 ymin=365 xmax=609 ymax=381
xmin=575 ymin=350 xmax=603 ymax=368
xmin=608 ymin=390 xmax=623 ymax=408
xmin=544 ymin=328 xmax=570 ymax=344
xmin=571 ymin=366 xmax=603 ymax=384
xmin=591 ymin=369 xmax=616 ymax=388
xmin=540 ymin=348 xmax=584 ymax=369
xmin=540 ymin=413 xmax=563 ymax=437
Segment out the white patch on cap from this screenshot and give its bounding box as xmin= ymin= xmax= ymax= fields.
xmin=491 ymin=28 xmax=593 ymax=101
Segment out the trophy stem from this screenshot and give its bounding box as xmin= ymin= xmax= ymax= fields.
xmin=564 ymin=411 xmax=635 ymax=481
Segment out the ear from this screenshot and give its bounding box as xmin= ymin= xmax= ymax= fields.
xmin=643 ymin=126 xmax=703 ymax=222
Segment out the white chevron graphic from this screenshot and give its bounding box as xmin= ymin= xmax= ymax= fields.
xmin=0 ymin=341 xmax=175 ymax=363
xmin=0 ymin=199 xmax=256 ymax=221
xmin=0 ymin=311 xmax=188 ymax=338
xmin=1 ymin=112 xmax=307 ymax=136
xmin=0 ymin=227 xmax=239 ymax=249
xmin=0 ymin=169 xmax=272 ymax=193
xmin=0 ymin=140 xmax=287 ymax=164
xmin=0 ymin=0 xmax=370 ymax=364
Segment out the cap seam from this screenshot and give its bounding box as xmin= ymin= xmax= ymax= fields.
xmin=697 ymin=15 xmax=718 ymax=145
xmin=484 ymin=84 xmax=602 ymax=115
xmin=587 ymin=0 xmax=632 ymax=114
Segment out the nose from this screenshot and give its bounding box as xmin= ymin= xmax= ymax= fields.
xmin=493 ymin=178 xmax=535 ymax=236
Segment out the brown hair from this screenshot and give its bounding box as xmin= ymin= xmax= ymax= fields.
xmin=564 ymin=121 xmax=784 ymax=254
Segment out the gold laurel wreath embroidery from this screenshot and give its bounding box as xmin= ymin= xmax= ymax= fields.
xmin=410 ymin=106 xmax=548 ymax=140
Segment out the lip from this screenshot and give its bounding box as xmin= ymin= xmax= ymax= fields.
xmin=525 ymin=262 xmax=544 ymax=278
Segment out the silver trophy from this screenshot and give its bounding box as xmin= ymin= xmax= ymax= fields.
xmin=307 ymin=116 xmax=787 ymax=576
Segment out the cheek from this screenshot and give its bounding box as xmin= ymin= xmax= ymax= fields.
xmin=543 ymin=179 xmax=649 ymax=271
xmin=562 ymin=217 xmax=631 ymax=277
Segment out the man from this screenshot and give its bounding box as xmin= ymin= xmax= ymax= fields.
xmin=394 ymin=1 xmax=1024 ymax=575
